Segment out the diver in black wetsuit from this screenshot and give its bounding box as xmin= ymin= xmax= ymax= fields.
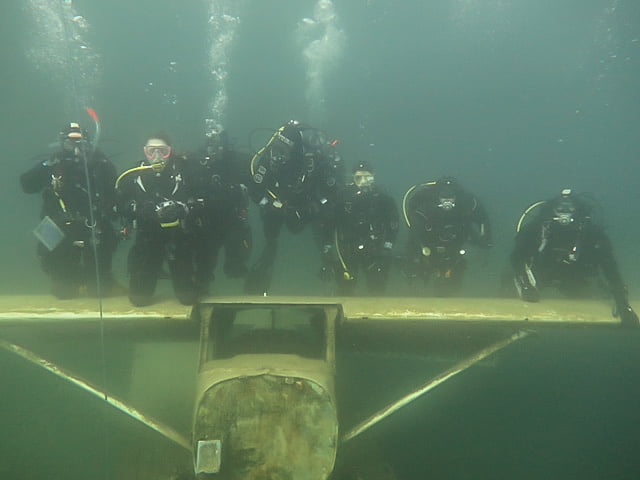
xmin=116 ymin=134 xmax=200 ymax=306
xmin=183 ymin=128 xmax=252 ymax=295
xmin=245 ymin=120 xmax=344 ymax=295
xmin=511 ymin=188 xmax=638 ymax=326
xmin=403 ymin=176 xmax=491 ymax=296
xmin=332 ymin=161 xmax=399 ymax=295
xmin=20 ymin=122 xmax=118 ymax=299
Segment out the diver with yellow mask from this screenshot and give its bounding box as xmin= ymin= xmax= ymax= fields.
xmin=116 ymin=134 xmax=199 ymax=306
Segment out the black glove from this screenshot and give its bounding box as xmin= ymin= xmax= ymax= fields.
xmin=617 ymin=303 xmax=639 ymax=327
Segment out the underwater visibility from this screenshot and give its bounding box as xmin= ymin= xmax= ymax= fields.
xmin=1 ymin=0 xmax=640 ymax=479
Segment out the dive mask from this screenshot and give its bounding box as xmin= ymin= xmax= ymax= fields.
xmin=144 ymin=144 xmax=172 ymax=162
xmin=438 ymin=196 xmax=456 ymax=211
xmin=354 ymin=170 xmax=375 ymax=189
xmin=552 ymin=200 xmax=576 ymax=226
xmin=61 ymin=122 xmax=86 ymax=153
xmin=269 ymin=139 xmax=291 ymax=166
xmin=62 ymin=132 xmax=86 ymax=155
xmin=62 ymin=139 xmax=86 ymax=157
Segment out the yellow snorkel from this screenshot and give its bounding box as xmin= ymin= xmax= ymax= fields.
xmin=114 ymin=162 xmax=168 ymax=190
xmin=516 ymin=201 xmax=546 ymax=233
xmin=334 ymin=229 xmax=353 ymax=281
xmin=402 ymin=181 xmax=436 ymax=227
xmin=250 ymin=124 xmax=294 ymax=204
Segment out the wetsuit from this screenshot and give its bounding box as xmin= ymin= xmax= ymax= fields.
xmin=183 ymin=145 xmax=252 ymax=295
xmin=21 ymin=148 xmax=117 ymax=298
xmin=511 ymin=204 xmax=638 ymax=326
xmin=245 ymin=122 xmax=344 ymax=295
xmin=117 ymin=156 xmax=199 ymax=306
xmin=405 ymin=181 xmax=491 ymax=295
xmin=333 ymin=183 xmax=399 ymax=295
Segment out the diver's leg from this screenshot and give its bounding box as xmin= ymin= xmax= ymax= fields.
xmin=366 ymin=254 xmax=391 ymax=296
xmin=314 ymin=215 xmax=342 ymax=293
xmin=84 ymin=222 xmax=119 ymax=297
xmin=168 ymin=233 xmax=199 ymax=306
xmin=192 ymin=227 xmax=219 ymax=297
xmin=403 ymin=233 xmax=428 ymax=293
xmin=223 ymin=217 xmax=252 ymax=278
xmin=127 ymin=232 xmax=162 ymax=306
xmin=244 ymin=209 xmax=283 ymax=295
xmin=40 ymin=240 xmax=81 ymax=299
xmin=433 ymin=256 xmax=466 ymax=297
xmin=409 ymin=256 xmax=432 ymax=296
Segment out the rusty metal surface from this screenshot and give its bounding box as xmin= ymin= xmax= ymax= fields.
xmin=195 ymin=353 xmax=336 ymax=404
xmin=194 ymin=375 xmax=338 ymax=480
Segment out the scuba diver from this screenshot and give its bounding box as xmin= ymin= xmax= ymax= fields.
xmin=116 ymin=134 xmax=200 ymax=306
xmin=403 ymin=176 xmax=491 ymax=296
xmin=245 ymin=120 xmax=344 ymax=295
xmin=511 ymin=188 xmax=638 ymax=326
xmin=20 ymin=122 xmax=118 ymax=299
xmin=331 ymin=161 xmax=399 ymax=295
xmin=183 ymin=127 xmax=252 ymax=295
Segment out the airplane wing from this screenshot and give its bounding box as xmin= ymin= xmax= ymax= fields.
xmin=0 ymin=294 xmax=621 ymax=325
xmin=0 ymin=294 xmax=633 ymax=479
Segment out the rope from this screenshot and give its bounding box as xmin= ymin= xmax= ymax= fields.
xmin=56 ymin=1 xmax=110 ymax=475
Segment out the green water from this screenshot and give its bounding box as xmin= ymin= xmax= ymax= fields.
xmin=1 ymin=0 xmax=640 ymax=477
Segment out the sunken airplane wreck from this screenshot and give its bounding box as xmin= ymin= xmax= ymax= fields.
xmin=0 ymin=295 xmax=633 ymax=479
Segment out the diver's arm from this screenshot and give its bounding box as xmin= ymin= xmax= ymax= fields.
xmin=595 ymin=230 xmax=638 ymax=326
xmin=312 ymin=157 xmax=343 ymax=210
xmin=20 ymin=159 xmax=55 ymax=194
xmin=595 ymin=231 xmax=626 ymax=295
xmin=99 ymin=154 xmax=119 ymax=220
xmin=470 ymin=198 xmax=492 ymax=247
xmin=510 ymin=222 xmax=538 ymax=272
xmin=382 ymin=193 xmax=400 ymax=246
xmin=247 ymin=156 xmax=271 ymax=205
xmin=511 ymin=224 xmax=540 ymax=302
